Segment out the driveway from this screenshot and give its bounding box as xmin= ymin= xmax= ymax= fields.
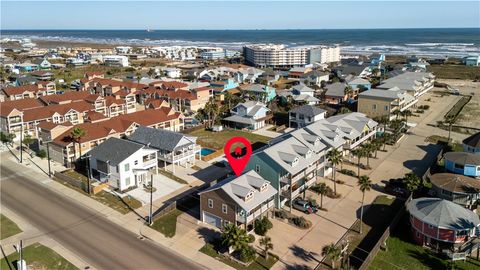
xmin=126 ymin=173 xmax=185 ymax=204
xmin=252 ymin=124 xmax=283 ymax=138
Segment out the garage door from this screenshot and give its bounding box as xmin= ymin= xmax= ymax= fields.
xmin=203 ymin=212 xmax=222 ymax=228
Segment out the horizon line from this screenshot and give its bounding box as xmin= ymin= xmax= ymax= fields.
xmin=2 ymin=27 xmax=480 ymax=31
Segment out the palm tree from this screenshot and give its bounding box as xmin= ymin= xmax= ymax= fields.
xmin=326 ymin=148 xmax=342 ymax=195
xmin=358 ymin=175 xmax=372 ymax=234
xmin=259 ymin=236 xmax=273 ymax=260
xmin=352 ymin=148 xmax=366 ymax=178
xmin=362 ymin=143 xmax=374 ymax=167
xmin=322 ymin=243 xmax=342 ymax=269
xmin=71 ymin=127 xmax=87 ymax=159
xmin=404 ymin=172 xmax=421 ymax=194
xmin=401 ymin=109 xmax=413 ymax=127
xmin=221 ymin=223 xmax=249 ymax=252
xmin=311 ymin=183 xmax=328 ymax=208
xmin=381 ymin=133 xmax=392 ymax=151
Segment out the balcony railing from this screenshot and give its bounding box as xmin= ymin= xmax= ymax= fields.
xmin=158 ymin=145 xmax=201 ymax=162
xmin=236 ymin=199 xmax=274 ymax=224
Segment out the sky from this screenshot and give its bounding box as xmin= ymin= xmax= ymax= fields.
xmin=1 ymin=1 xmax=479 ymax=30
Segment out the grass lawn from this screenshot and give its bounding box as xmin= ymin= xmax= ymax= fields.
xmin=0 ymin=242 xmax=78 ymax=270
xmin=427 ymin=65 xmax=480 ymax=80
xmin=200 ymin=243 xmax=278 ymax=270
xmin=0 ymin=214 xmax=22 ymax=240
xmin=150 ymin=209 xmax=182 ymax=238
xmin=92 ymin=191 xmax=142 ymax=215
xmin=186 ymin=129 xmax=271 ymax=150
xmin=369 ymin=216 xmax=480 ymax=270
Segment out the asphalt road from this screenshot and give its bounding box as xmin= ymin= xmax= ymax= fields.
xmin=0 ymin=155 xmax=204 ymax=270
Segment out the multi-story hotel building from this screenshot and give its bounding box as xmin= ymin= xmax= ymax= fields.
xmin=243 ymin=44 xmax=340 ymax=68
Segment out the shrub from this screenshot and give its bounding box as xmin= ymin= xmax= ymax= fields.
xmin=254 ymin=216 xmax=273 ymax=236
xmin=247 ymin=234 xmax=255 ymax=243
xmin=339 ymin=169 xmax=357 ymax=177
xmin=290 ymin=216 xmax=310 ymax=229
xmin=240 ymin=246 xmax=256 ymax=263
xmin=275 ymin=210 xmax=288 ymax=220
xmin=36 ymin=149 xmax=47 ymax=159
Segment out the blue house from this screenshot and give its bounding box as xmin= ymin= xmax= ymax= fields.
xmin=463 ymin=132 xmax=480 ymax=155
xmin=346 ymin=76 xmax=371 ymax=91
xmin=444 ymin=152 xmax=480 ymax=177
xmin=241 ymin=84 xmax=276 ymax=102
xmin=210 ymin=78 xmax=239 ymax=93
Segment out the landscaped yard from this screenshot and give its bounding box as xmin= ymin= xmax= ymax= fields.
xmin=0 ymin=214 xmax=22 ymax=240
xmin=369 ymin=216 xmax=480 ymax=270
xmin=150 ymin=209 xmax=182 ymax=238
xmin=200 ymin=243 xmax=278 ymax=270
xmin=0 ymin=242 xmax=78 ymax=270
xmin=186 ymin=129 xmax=271 ymax=150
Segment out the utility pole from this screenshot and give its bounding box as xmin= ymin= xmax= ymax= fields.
xmin=19 ymin=124 xmax=23 ymax=163
xmin=86 ymin=154 xmax=91 ymax=194
xmin=149 ymin=174 xmax=153 ymax=225
xmin=47 ymin=142 xmax=52 ymax=178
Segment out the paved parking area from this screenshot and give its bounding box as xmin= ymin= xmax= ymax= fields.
xmin=126 ymin=173 xmax=185 ymax=204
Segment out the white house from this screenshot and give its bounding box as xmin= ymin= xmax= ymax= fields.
xmin=89 ymin=137 xmax=158 ymax=192
xmin=103 ymin=55 xmax=129 ymax=67
xmin=224 ymin=101 xmax=271 ymax=130
xmin=163 ymin=67 xmax=182 ymax=79
xmin=115 ymin=46 xmax=133 ymax=54
xmin=289 ymin=105 xmax=326 ymax=128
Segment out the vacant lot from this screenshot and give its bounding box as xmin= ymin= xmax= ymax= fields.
xmin=187 ymin=128 xmax=271 ymax=150
xmin=440 ymin=79 xmax=480 ymax=129
xmin=0 ymin=242 xmax=78 ymax=270
xmin=428 ymin=65 xmax=480 ymax=80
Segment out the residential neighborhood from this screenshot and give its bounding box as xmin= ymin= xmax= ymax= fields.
xmin=1 ymin=2 xmax=480 ymax=270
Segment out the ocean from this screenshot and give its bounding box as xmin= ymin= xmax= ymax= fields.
xmin=2 ymin=28 xmax=479 ymax=57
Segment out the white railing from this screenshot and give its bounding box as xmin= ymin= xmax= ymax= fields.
xmin=158 ymin=145 xmax=201 ymax=162
xmin=142 ymin=159 xmax=157 ymax=167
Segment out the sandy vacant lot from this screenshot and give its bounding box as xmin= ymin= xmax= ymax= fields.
xmin=437 ymin=79 xmax=480 ymax=129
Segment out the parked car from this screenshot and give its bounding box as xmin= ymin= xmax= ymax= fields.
xmin=292 ymin=199 xmax=318 ymax=214
xmin=384 ymin=178 xmax=409 ymax=197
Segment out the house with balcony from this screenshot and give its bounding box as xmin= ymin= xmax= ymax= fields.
xmin=289 ymin=105 xmax=326 ymax=128
xmin=2 ymin=84 xmax=56 ymax=101
xmin=246 ymin=135 xmax=327 ymax=209
xmin=346 ymin=76 xmax=371 ymax=91
xmin=240 ymin=84 xmax=276 ymax=103
xmin=462 ymin=132 xmax=480 ymax=155
xmin=199 ymin=170 xmax=276 ymax=230
xmin=358 ymin=87 xmax=417 ymax=120
xmin=234 ymin=67 xmax=265 ymax=84
xmin=377 ymin=71 xmax=435 ymax=98
xmin=407 ymin=198 xmax=480 ymax=260
xmin=128 ymin=126 xmax=200 ymax=173
xmin=444 ymin=152 xmax=480 ymax=177
xmin=324 ymin=82 xmax=358 ymax=105
xmin=300 ymin=70 xmax=330 ymax=86
xmin=224 ymin=101 xmax=271 ymax=130
xmin=210 ymin=78 xmax=239 ymax=93
xmin=429 ymin=173 xmax=480 ymax=210
xmin=89 ymin=137 xmax=158 ymax=191
xmin=0 ymin=99 xmax=45 ymax=139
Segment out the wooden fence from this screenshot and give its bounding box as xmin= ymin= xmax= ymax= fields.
xmin=54 ymin=171 xmax=88 ymax=193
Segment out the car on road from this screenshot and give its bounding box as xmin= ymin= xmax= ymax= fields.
xmin=292 ymin=199 xmax=318 ymax=214
xmin=383 ymin=178 xmax=409 ymax=197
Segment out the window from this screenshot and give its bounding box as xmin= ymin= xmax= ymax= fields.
xmin=299 ymin=114 xmax=304 ymax=120
xmin=384 ymin=105 xmax=389 ymax=111
xmin=208 ymin=199 xmax=213 ymax=208
xmin=134 ymin=160 xmax=138 ymax=165
xmin=454 ymin=163 xmax=464 ymax=170
xmin=255 ymin=165 xmax=260 ymax=173
xmin=416 ymin=231 xmax=420 ymax=238
xmin=428 ymin=224 xmax=434 ymax=229
xmin=124 ymin=163 xmax=130 ymax=171
xmin=372 ymin=104 xmax=377 ymax=110
xmin=222 ymin=204 xmax=228 ymax=214
xmin=125 ymin=177 xmax=131 ymax=186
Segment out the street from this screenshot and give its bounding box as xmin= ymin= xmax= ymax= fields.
xmin=0 ymin=154 xmax=204 ymax=270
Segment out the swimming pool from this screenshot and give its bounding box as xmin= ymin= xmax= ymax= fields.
xmin=201 ymin=148 xmax=216 ymax=156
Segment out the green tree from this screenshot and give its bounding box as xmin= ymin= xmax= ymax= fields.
xmin=311 ymin=183 xmax=328 ymax=208
xmin=22 ymin=134 xmax=34 ymax=152
xmin=401 ymin=109 xmax=413 ymax=127
xmin=322 ymin=243 xmax=342 ymax=269
xmin=357 ymin=175 xmax=372 ymax=234
xmin=259 ymin=236 xmax=273 ymax=260
xmin=352 ymin=147 xmax=367 ymax=178
xmin=362 ymin=143 xmax=375 ymax=167
xmin=327 ymin=148 xmax=342 ymax=195
xmin=221 ymin=223 xmax=249 ymax=252
xmin=405 ymin=172 xmax=421 ymax=193
xmin=338 ymin=107 xmax=351 ymax=114
xmin=71 ymin=127 xmax=87 ymax=159
xmin=0 ymin=132 xmax=15 ymax=145
xmin=254 ymin=216 xmax=273 ymax=236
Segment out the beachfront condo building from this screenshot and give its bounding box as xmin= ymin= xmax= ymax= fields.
xmin=243 ymin=44 xmax=340 ymax=68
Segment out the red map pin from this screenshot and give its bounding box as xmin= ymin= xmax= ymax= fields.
xmin=224 ymin=136 xmax=252 ymax=177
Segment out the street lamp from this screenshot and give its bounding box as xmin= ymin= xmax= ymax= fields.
xmin=85 ymin=154 xmax=91 ymax=194
xmin=46 ymin=141 xmax=52 ymax=178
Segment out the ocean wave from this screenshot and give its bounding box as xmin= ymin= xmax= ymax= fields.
xmin=405 ymin=43 xmax=475 ymax=46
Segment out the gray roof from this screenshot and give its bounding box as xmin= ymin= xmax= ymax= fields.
xmin=407 ymin=198 xmax=480 ymax=230
xmin=129 ymin=126 xmax=196 ymax=152
xmin=358 ymin=87 xmax=406 ymax=100
xmin=347 ymin=77 xmax=371 ymax=85
xmin=89 ymin=137 xmax=144 ymax=166
xmin=199 ymin=170 xmax=277 ymax=212
xmin=224 ymin=114 xmax=256 ymax=125
xmin=378 ymin=71 xmax=435 ymax=91
xmin=325 ymin=82 xmax=348 ymax=97
xmin=290 ymin=105 xmax=326 ymax=117
xmin=430 ymin=173 xmax=480 ymax=194
xmin=444 ymin=152 xmax=480 ymax=166
xmin=293 ymin=84 xmax=315 ymax=93
xmin=463 ymin=132 xmax=480 ymax=148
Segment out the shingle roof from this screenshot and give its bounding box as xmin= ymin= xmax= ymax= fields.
xmin=290 ymin=105 xmax=326 ymax=117
xmin=407 ymin=198 xmax=480 ymax=230
xmin=463 ymin=132 xmax=480 ymax=148
xmin=129 ymin=126 xmax=195 ymax=151
xmin=199 ymin=170 xmax=277 ymax=212
xmin=444 ymin=152 xmax=480 ymax=166
xmin=89 ymin=137 xmax=144 ymax=166
xmin=430 ymin=173 xmax=480 ymax=194
xmin=325 ymin=83 xmax=348 ymax=98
